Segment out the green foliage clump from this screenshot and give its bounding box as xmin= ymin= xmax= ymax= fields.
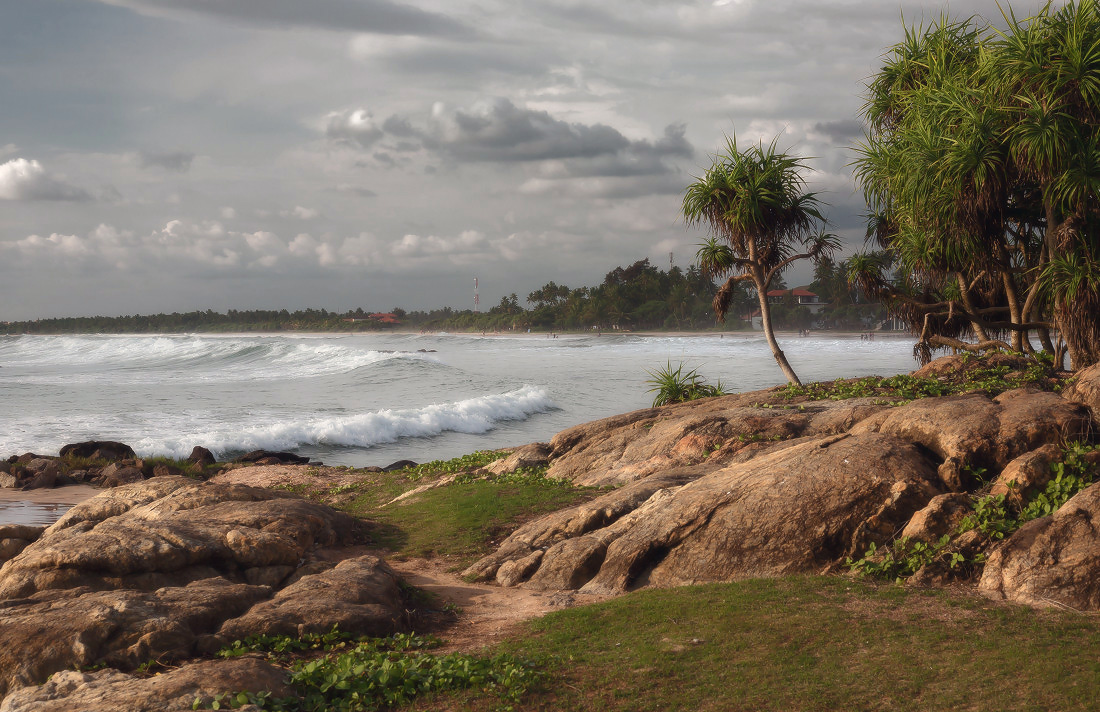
xmin=200 ymin=632 xmax=543 ymax=711
xmin=851 ymin=441 xmax=1099 ymax=583
xmin=781 ymin=354 xmax=1060 ymax=404
xmin=402 ymin=451 xmax=506 ymax=480
xmin=846 ymin=535 xmax=966 ymax=583
xmin=646 ymin=361 xmax=726 ymax=407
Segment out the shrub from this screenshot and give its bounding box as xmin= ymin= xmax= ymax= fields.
xmin=646 ymin=362 xmax=725 ymax=407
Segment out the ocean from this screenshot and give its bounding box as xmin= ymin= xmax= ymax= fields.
xmin=0 ymin=331 xmax=920 ymax=468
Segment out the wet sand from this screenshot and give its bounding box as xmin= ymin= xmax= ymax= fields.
xmin=0 ymin=485 xmax=100 ymax=526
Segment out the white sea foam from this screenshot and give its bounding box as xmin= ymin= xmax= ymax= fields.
xmin=0 ymin=334 xmax=441 ymax=384
xmin=132 ymin=385 xmax=558 ymax=458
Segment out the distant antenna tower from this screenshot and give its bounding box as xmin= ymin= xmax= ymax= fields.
xmin=474 ymin=277 xmax=480 ymax=312
xmin=669 ymin=251 xmax=674 ymax=271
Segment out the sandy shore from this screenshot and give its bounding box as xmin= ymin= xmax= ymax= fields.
xmin=0 ymin=484 xmax=100 ymax=505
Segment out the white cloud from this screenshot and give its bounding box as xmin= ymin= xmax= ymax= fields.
xmin=324 ymin=108 xmax=385 ymax=148
xmin=0 ymin=158 xmax=91 ymax=201
xmin=280 ymin=205 xmax=320 ymax=220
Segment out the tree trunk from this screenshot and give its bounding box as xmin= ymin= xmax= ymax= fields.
xmin=754 ymin=275 xmax=801 ymax=385
xmin=1046 ymin=203 xmax=1100 ymax=370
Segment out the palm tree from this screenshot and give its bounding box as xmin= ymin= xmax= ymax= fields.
xmin=684 ymin=136 xmax=838 ymax=385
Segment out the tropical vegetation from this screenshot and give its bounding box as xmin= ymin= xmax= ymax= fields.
xmin=684 ymin=136 xmax=838 ymax=384
xmin=852 ymin=1 xmax=1100 ymax=369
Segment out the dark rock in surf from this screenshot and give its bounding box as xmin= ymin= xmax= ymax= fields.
xmin=187 ymin=446 xmax=216 ymax=467
xmin=234 ymin=450 xmax=309 ymax=465
xmin=59 ymin=442 xmax=137 ymax=462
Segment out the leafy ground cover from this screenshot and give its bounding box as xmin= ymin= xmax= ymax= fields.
xmin=778 ymin=352 xmax=1066 ymax=404
xmin=404 ymin=576 xmax=1100 ymax=712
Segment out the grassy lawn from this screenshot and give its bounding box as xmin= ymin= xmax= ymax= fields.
xmin=284 ymin=454 xmax=603 ymax=567
xmin=405 ymin=576 xmax=1100 ymax=712
xmin=346 ymin=478 xmax=600 ymax=564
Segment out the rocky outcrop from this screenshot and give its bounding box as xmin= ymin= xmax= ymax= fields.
xmin=468 ymin=433 xmax=941 ymax=593
xmin=850 ymin=389 xmax=1088 ymax=490
xmin=1062 ymin=361 xmax=1100 ymax=418
xmin=486 ymin=442 xmax=552 ymax=475
xmin=467 ymin=358 xmax=1100 ymax=608
xmin=546 ymin=394 xmax=889 ymax=487
xmin=899 ymin=493 xmax=973 ymax=543
xmin=979 ymin=482 xmax=1100 ymax=610
xmin=0 ymin=657 xmax=292 ymax=712
xmin=0 ymin=477 xmax=408 ymax=699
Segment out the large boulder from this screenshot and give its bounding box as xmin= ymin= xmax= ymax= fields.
xmin=0 ymin=657 xmax=292 ymax=712
xmin=467 ymin=432 xmax=941 ymax=594
xmin=217 ymin=554 xmax=404 ymax=641
xmin=0 ymin=477 xmax=408 ymax=699
xmin=547 ymin=394 xmax=889 ymax=487
xmin=1061 ymin=361 xmax=1100 ymax=419
xmin=0 ymin=579 xmax=270 ymax=697
xmin=59 ymin=441 xmax=136 ymax=461
xmin=850 ymin=389 xmax=1089 ymax=490
xmin=979 ymin=482 xmax=1100 ymax=610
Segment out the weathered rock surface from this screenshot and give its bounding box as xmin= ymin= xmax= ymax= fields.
xmin=0 ymin=657 xmax=292 ymax=712
xmin=899 ymin=493 xmax=973 ymax=543
xmin=546 ymin=393 xmax=889 ymax=487
xmin=485 ymin=442 xmax=552 ymax=475
xmin=850 ymin=389 xmax=1088 ymax=490
xmin=468 ymin=432 xmax=942 ymax=593
xmin=0 ymin=477 xmax=408 ymax=699
xmin=0 ymin=579 xmax=270 ymax=695
xmin=979 ymin=482 xmax=1100 ymax=610
xmin=1062 ymin=361 xmax=1100 ymax=418
xmin=990 ymin=443 xmax=1063 ymax=501
xmin=217 ymin=554 xmax=404 ymax=640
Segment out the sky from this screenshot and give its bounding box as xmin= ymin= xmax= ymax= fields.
xmin=1 ymin=0 xmax=1018 ymax=320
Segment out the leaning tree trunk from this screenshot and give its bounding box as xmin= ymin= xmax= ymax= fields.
xmin=1048 ymin=208 xmax=1100 ymax=370
xmin=754 ymin=275 xmax=801 ymax=386
xmin=1055 ymin=292 xmax=1100 ymax=370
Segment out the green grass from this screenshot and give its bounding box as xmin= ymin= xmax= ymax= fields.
xmin=779 ymin=353 xmax=1064 ymax=404
xmin=406 ymin=576 xmax=1100 ymax=711
xmin=280 ymin=454 xmax=601 ymax=567
xmin=343 ymin=476 xmax=598 ymax=565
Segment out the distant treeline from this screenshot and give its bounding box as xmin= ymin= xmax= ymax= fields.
xmin=1 ymin=258 xmax=883 ymax=334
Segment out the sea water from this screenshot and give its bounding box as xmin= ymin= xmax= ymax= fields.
xmin=0 ymin=332 xmax=920 ymax=468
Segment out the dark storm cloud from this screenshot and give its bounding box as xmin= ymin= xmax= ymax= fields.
xmin=812 ymin=119 xmax=864 ymax=144
xmin=440 ymin=99 xmax=632 ymax=162
xmin=99 ymin=0 xmax=472 ymax=37
xmin=139 ymin=150 xmax=195 ymax=172
xmin=360 ymin=100 xmax=694 ymax=180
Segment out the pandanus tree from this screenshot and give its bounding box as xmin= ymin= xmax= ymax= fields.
xmin=684 ymin=136 xmax=838 ymax=385
xmin=852 ymin=2 xmax=1100 ymax=369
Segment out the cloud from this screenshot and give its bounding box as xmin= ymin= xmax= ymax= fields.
xmin=0 ymin=158 xmax=91 ymax=202
xmin=97 ymin=0 xmax=471 ymax=38
xmin=280 ymin=206 xmax=320 ymax=220
xmin=332 ymin=99 xmax=694 ymax=192
xmin=811 ymin=119 xmax=864 ymax=144
xmin=330 ymin=184 xmax=377 ymax=197
xmin=423 ymin=98 xmax=632 ymax=163
xmin=139 ymin=150 xmax=196 ymax=172
xmin=324 ymin=108 xmax=385 ymax=148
